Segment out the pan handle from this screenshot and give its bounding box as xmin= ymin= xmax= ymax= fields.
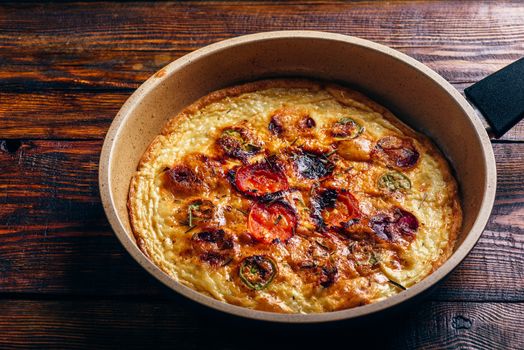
xmin=464 ymin=57 xmax=524 ymax=138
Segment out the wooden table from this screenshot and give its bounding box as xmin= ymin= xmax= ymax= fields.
xmin=1 ymin=1 xmax=523 ymax=348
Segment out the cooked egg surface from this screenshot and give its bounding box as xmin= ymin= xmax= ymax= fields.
xmin=128 ymin=79 xmax=462 ymax=313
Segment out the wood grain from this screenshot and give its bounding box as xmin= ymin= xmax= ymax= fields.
xmin=0 ymin=299 xmax=520 ymax=349
xmin=0 ymin=140 xmax=162 ymax=295
xmin=0 ymin=92 xmax=128 ymax=139
xmin=1 ymin=2 xmax=523 ymax=348
xmin=0 ymin=140 xmax=522 ymax=300
xmin=1 ymin=1 xmax=523 ymax=139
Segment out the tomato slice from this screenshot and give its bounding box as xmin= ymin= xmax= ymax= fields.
xmin=370 ymin=207 xmax=418 ymax=242
xmin=235 ymin=162 xmax=289 ymax=196
xmin=248 ymin=202 xmax=296 ymax=243
xmin=376 ymin=136 xmax=419 ymax=168
xmin=321 ymin=191 xmax=360 ymax=228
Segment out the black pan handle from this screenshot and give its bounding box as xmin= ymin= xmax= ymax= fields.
xmin=464 ymin=57 xmax=524 ymax=138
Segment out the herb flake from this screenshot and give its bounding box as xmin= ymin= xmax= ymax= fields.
xmin=387 ymin=279 xmax=407 ymax=291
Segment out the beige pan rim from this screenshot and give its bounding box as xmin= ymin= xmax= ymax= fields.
xmin=99 ymin=31 xmax=496 ymax=323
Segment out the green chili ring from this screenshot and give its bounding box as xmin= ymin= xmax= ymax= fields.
xmin=239 ymin=255 xmax=277 ymax=291
xmin=377 ymin=171 xmax=412 ymax=192
xmin=333 ymin=117 xmax=364 ymax=140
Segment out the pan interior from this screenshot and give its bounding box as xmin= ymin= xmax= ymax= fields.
xmin=103 ymin=33 xmax=492 ymax=320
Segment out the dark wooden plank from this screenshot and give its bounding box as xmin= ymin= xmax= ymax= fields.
xmin=0 ymin=140 xmax=522 ymax=300
xmin=1 ymin=1 xmax=521 ymax=87
xmin=0 ymin=299 xmax=521 ymax=349
xmin=0 ymin=1 xmax=523 ymax=139
xmin=500 ymin=121 xmax=524 ymax=142
xmin=0 ymin=92 xmax=128 ymax=139
xmin=0 ymin=140 xmax=165 ymax=295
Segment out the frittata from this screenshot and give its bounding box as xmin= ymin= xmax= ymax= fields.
xmin=128 ymin=79 xmax=462 ymax=313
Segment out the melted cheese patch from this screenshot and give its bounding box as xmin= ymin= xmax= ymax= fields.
xmin=129 ymin=81 xmax=461 ymax=313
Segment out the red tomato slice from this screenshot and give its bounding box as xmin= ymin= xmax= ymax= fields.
xmin=322 ymin=191 xmax=360 ymax=228
xmin=248 ymin=202 xmax=296 ymax=243
xmin=376 ymin=136 xmax=419 ymax=168
xmin=235 ymin=163 xmax=289 ymax=196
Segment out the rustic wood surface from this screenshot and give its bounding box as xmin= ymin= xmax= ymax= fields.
xmin=0 ymin=1 xmax=523 ymax=349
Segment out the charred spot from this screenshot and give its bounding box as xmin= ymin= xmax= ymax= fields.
xmin=264 ymin=153 xmax=280 ymax=166
xmin=268 ymin=116 xmax=284 ymax=135
xmin=192 ymin=229 xmax=236 ymax=265
xmin=296 ymin=261 xmax=337 ymax=287
xmin=226 ymin=169 xmax=237 ymax=187
xmin=319 ymin=265 xmax=338 ymax=288
xmin=370 ymin=208 xmax=419 ymax=242
xmin=375 ymin=136 xmax=419 ymax=169
xmin=200 ymin=252 xmax=229 ymax=266
xmin=271 ymin=237 xmax=281 ymax=245
xmin=299 ymin=116 xmax=316 ymax=129
xmin=314 ymin=238 xmax=333 ymax=253
xmin=164 ymin=165 xmax=204 ymax=195
xmin=314 ymin=189 xmax=338 ymax=210
xmin=166 ymin=165 xmax=195 ymax=183
xmin=293 ymin=150 xmax=334 ymax=179
xmin=268 ymin=108 xmax=316 ymax=138
xmin=258 ymin=191 xmax=287 ymax=204
xmin=192 ymin=229 xmax=232 ymax=249
xmin=217 ymin=127 xmax=261 ymax=162
xmin=310 ymin=188 xmax=338 ymax=227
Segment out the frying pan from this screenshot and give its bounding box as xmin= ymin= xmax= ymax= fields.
xmin=99 ymin=31 xmax=523 ymax=323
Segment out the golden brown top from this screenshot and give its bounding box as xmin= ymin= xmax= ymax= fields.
xmin=128 ymin=79 xmax=461 ymax=313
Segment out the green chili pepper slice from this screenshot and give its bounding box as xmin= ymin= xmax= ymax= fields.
xmin=377 ymin=171 xmax=411 ymax=192
xmin=220 ymin=129 xmax=243 ymax=152
xmin=332 ymin=117 xmax=364 ymax=139
xmin=222 ymin=129 xmax=241 ymax=137
xmin=239 ymin=255 xmax=277 ymax=290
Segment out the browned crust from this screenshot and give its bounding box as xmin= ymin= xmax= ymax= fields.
xmin=127 ymin=174 xmax=151 ymax=259
xmin=161 ymin=79 xmax=322 ymax=136
xmin=127 ymin=78 xmax=462 ymax=304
